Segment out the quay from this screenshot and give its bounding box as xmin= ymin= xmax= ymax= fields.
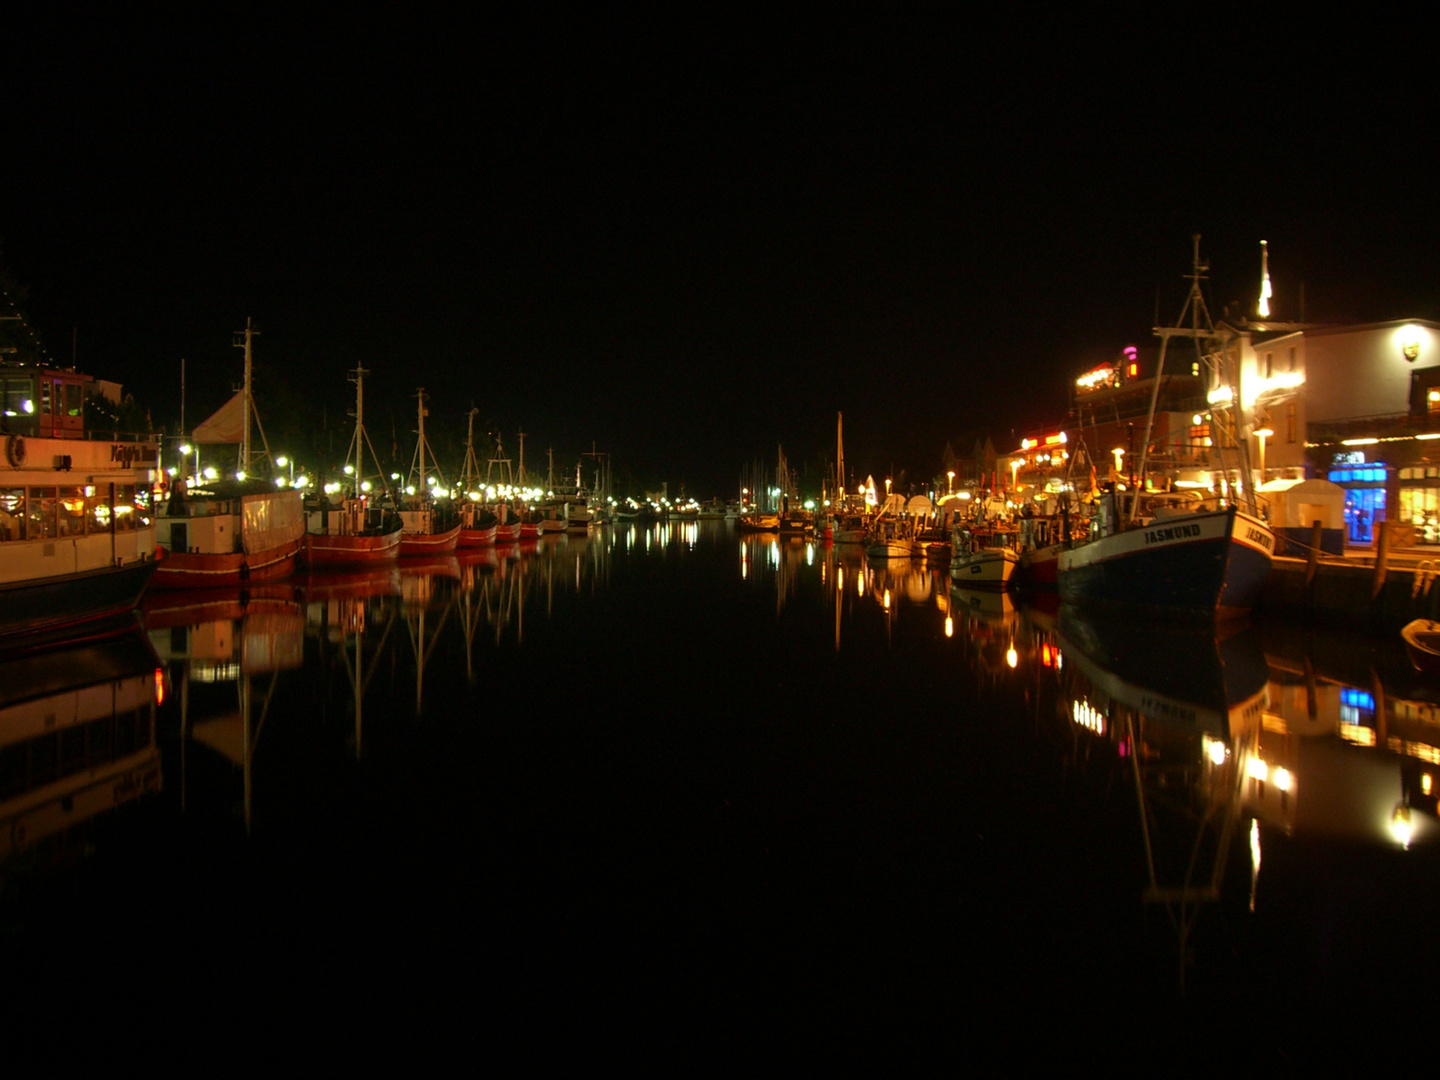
xmin=1259 ymin=521 xmax=1440 ymax=632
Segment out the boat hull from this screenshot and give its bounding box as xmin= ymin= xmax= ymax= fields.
xmin=302 ymin=528 xmax=403 ymax=567
xmin=1057 ymin=506 xmax=1273 ymax=621
xmin=0 ymin=558 xmax=158 ymax=654
xmin=1402 ymin=619 xmax=1440 ymax=676
xmin=1014 ymin=542 xmax=1064 ymax=590
xmin=400 ymin=524 xmax=462 ymax=556
xmin=150 ymin=538 xmax=300 ymax=589
xmin=949 ymin=546 xmax=1017 ymax=586
xmin=458 ymin=524 xmax=498 ymax=548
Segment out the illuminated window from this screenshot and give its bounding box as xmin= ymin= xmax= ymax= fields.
xmin=1429 ymin=388 xmax=1440 ymax=421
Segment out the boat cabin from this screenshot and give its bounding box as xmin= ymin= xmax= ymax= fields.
xmin=0 ymin=364 xmax=87 ymax=439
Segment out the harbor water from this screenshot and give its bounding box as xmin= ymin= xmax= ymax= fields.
xmin=4 ymin=521 xmax=1438 ymax=1065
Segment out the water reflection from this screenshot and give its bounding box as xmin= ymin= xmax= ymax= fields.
xmin=146 ymin=586 xmax=304 ymax=831
xmin=0 ymin=628 xmax=162 ymax=871
xmin=7 ymin=521 xmax=1440 ymax=1046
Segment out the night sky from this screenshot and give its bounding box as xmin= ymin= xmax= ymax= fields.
xmin=3 ymin=12 xmax=1434 ymax=496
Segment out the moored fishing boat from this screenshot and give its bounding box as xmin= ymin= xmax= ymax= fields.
xmin=302 ymin=500 xmax=404 ymax=567
xmin=949 ymin=527 xmax=1018 ymax=586
xmin=866 ymin=514 xmax=920 ymax=559
xmin=152 ymin=479 xmax=303 ymax=588
xmin=1054 ymin=240 xmax=1275 ymax=622
xmin=152 ymin=321 xmax=304 ymax=589
xmin=0 ymin=362 xmax=160 ymax=651
xmin=1057 ymin=502 xmax=1273 ymax=620
xmin=304 ymin=364 xmax=403 ymax=567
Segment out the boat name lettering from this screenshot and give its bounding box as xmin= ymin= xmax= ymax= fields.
xmin=1244 ymin=527 xmax=1274 ymax=551
xmin=110 ymin=444 xmax=148 ymax=467
xmin=1143 ymin=523 xmax=1201 ymax=545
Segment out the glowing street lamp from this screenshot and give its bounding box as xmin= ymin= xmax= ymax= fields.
xmin=947 ymin=470 xmax=955 ymax=494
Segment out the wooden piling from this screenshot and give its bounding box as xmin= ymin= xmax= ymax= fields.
xmin=1305 ymin=519 xmax=1322 ymax=589
xmin=1372 ymin=520 xmax=1391 ymax=600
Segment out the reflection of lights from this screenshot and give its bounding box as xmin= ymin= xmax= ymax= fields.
xmin=1391 ymin=805 xmax=1414 ymax=849
xmin=154 ymin=668 xmax=165 ymax=707
xmin=1040 ymin=642 xmax=1057 ymax=667
xmin=1072 ymin=700 xmax=1106 ymax=735
xmin=1005 ymin=646 xmax=1017 ymax=668
xmin=945 ymin=616 xmax=953 ymax=638
xmin=1249 ymin=818 xmax=1261 ymax=884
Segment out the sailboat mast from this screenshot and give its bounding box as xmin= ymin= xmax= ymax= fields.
xmin=351 ymin=366 xmax=367 ymax=499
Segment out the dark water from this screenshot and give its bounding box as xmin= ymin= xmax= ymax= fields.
xmin=4 ymin=522 xmax=1439 ymax=1065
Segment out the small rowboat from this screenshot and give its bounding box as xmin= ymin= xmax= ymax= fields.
xmin=1402 ymin=619 xmax=1440 ymax=676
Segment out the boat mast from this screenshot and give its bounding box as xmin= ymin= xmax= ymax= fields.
xmin=233 ymin=317 xmax=273 ymax=477
xmin=460 ymin=407 xmax=482 ymax=494
xmin=1129 ymin=236 xmax=1255 ymax=523
xmin=344 ymin=365 xmax=393 ymax=501
xmin=836 ymin=411 xmax=845 ymax=508
xmin=517 ymin=428 xmax=527 ymax=487
xmin=407 ymin=388 xmax=448 ymax=497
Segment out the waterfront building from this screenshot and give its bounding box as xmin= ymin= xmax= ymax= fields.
xmin=1232 ymin=318 xmax=1440 ymax=545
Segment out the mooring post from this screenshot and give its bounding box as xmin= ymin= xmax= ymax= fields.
xmin=1372 ymin=519 xmax=1391 ymax=600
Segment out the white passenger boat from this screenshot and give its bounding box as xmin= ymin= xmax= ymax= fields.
xmin=1 ymin=362 xmax=160 ymax=651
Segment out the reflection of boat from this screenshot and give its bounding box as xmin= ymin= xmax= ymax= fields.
xmin=1 ymin=628 xmax=163 ymax=862
xmin=950 ymin=584 xmax=1018 ymax=622
xmin=1402 ymin=619 xmax=1440 ymax=676
xmin=1055 ymin=604 xmax=1269 ymax=738
xmin=0 ymin=362 xmax=160 ymax=651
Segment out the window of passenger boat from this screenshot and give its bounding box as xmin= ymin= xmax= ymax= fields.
xmin=0 ymin=488 xmax=21 ymax=541
xmin=88 ymin=487 xmax=112 ymax=531
xmin=112 ymin=484 xmax=138 ymax=531
xmin=57 ymin=486 xmax=86 ymax=536
xmin=27 ymin=486 xmax=57 ymax=538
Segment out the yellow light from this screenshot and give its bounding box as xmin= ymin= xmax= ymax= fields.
xmin=944 ymin=616 xmax=953 ymax=638
xmin=1391 ymin=805 xmax=1414 ymax=848
xmin=883 ymin=589 xmax=891 ymax=610
xmin=1341 ymin=438 xmax=1379 ymax=447
xmin=1006 ymin=647 xmax=1017 ymax=668
xmin=154 ymin=668 xmax=165 ymax=706
xmin=1205 ymin=737 xmax=1227 ymax=766
xmin=1247 ymin=757 xmax=1269 ymax=782
xmin=1424 ymin=774 xmax=1434 ymax=796
xmin=1272 ymin=767 xmax=1292 ymax=792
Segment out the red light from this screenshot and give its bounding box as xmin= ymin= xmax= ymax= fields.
xmin=1128 ymin=363 xmax=1138 ymax=377
xmin=154 ymin=668 xmax=165 ymax=706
